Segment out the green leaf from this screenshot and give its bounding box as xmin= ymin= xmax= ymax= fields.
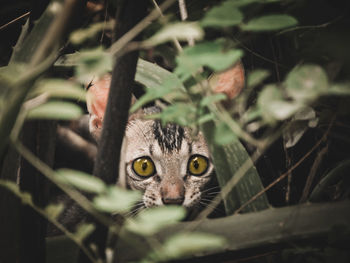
xmin=176 ymin=41 xmax=243 ymax=77
xmin=56 ymin=169 xmax=106 ymax=194
xmin=32 ymin=79 xmax=86 ymax=101
xmin=202 ymin=119 xmax=270 ymax=214
xmin=197 ymin=113 xmax=215 ymax=125
xmin=93 ymin=186 xmax=141 ymax=213
xmin=283 ymin=106 xmax=318 ymax=148
xmin=241 ymin=15 xmax=298 ymax=31
xmin=136 ymin=59 xmax=184 ymax=90
xmin=153 ymin=232 xmax=225 ymax=261
xmin=74 ymin=223 xmax=95 ymax=242
xmin=258 ymin=85 xmax=301 ymax=123
xmin=156 ymin=103 xmax=197 ymax=127
xmin=200 ymin=93 xmax=227 ymax=107
xmin=26 ymin=101 xmax=83 ymax=120
xmin=328 ymin=83 xmax=350 ymax=95
xmin=142 ymin=22 xmax=204 ymax=47
xmin=131 ymin=59 xmax=187 ymax=112
xmin=45 ymin=203 xmax=65 ymax=220
xmin=285 ymin=64 xmax=329 ymax=103
xmin=214 ymin=122 xmax=237 ymax=145
xmin=73 ymin=47 xmax=112 ymax=84
xmin=0 ymin=179 xmax=33 ymax=206
xmin=247 ymin=69 xmax=270 ymax=88
xmin=125 ymin=206 xmax=186 ymax=236
xmin=130 ymin=79 xmax=187 ymax=113
xmin=70 ymin=21 xmax=114 ymax=45
xmin=201 ymin=3 xmax=243 ymax=28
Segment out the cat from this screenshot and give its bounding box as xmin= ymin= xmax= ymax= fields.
xmin=46 ymin=62 xmax=244 ymax=236
xmin=87 ymin=61 xmax=244 ymax=210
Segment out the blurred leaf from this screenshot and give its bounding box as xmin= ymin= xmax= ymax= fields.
xmin=142 ymin=22 xmax=204 ymax=47
xmin=247 ymin=69 xmax=270 ymax=88
xmin=74 ymin=223 xmax=95 ymax=242
xmin=27 ymin=101 xmax=83 ymax=120
xmin=283 ymin=106 xmax=318 ymax=148
xmin=200 ymin=93 xmax=227 ymax=107
xmin=135 ymin=59 xmax=184 ymax=90
xmin=152 ymin=232 xmax=225 ymax=261
xmin=155 ymin=103 xmax=197 ymax=127
xmin=9 ymin=0 xmax=61 ymax=63
xmin=125 ymin=206 xmax=186 ymax=236
xmin=45 ymin=203 xmax=65 ymax=220
xmin=286 ymin=64 xmax=328 ymax=103
xmin=328 ymin=83 xmax=350 ymax=95
xmin=73 ymin=47 xmax=112 ymax=84
xmin=93 ymin=186 xmax=141 ymax=213
xmin=56 ymin=169 xmax=105 ymax=193
xmin=258 ymin=85 xmax=301 ymax=123
xmin=197 ymin=113 xmax=215 ymax=124
xmin=0 ymin=180 xmax=33 ymax=207
xmin=130 ymin=79 xmax=187 ymax=113
xmin=32 ymin=79 xmax=86 ymax=101
xmin=176 ymin=41 xmax=243 ymax=78
xmin=241 ymin=15 xmax=298 ymax=31
xmin=202 ymin=120 xmax=270 ymax=214
xmin=201 ymin=2 xmax=243 ymax=28
xmin=70 ymin=21 xmax=114 ymax=45
xmin=214 ymin=122 xmax=237 ymax=145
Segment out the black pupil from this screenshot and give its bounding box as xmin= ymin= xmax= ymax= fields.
xmin=193 ymin=159 xmax=199 ymax=170
xmin=142 ymin=161 xmax=148 ymax=171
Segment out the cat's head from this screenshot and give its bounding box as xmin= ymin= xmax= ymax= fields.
xmin=120 ymin=106 xmax=214 ymax=208
xmin=87 ymin=62 xmax=244 ymax=209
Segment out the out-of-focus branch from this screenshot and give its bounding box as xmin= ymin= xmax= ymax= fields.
xmin=57 ymin=126 xmax=97 ymax=163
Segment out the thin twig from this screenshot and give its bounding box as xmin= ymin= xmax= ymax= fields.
xmin=0 ymin=12 xmax=30 ymax=31
xmin=108 ymin=0 xmax=177 ymax=55
xmin=151 ymin=0 xmax=183 ymax=52
xmin=299 ymin=143 xmax=329 ymax=203
xmin=234 ymin=116 xmax=335 ymax=214
xmin=283 ymin=141 xmax=292 ymax=204
xmin=178 ymin=0 xmax=194 ymax=46
xmin=57 ymin=126 xmax=97 ymax=162
xmin=277 ymin=15 xmax=343 ymax=35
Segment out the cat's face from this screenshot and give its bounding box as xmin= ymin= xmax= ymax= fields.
xmin=119 ymin=116 xmax=214 ymax=208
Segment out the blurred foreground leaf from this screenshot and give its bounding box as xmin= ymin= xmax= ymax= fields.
xmin=126 ymin=206 xmax=186 ymax=236
xmin=56 ymin=169 xmax=106 ymax=194
xmin=241 ymin=15 xmax=298 ymax=31
xmin=27 ymin=101 xmax=83 ymax=120
xmin=93 ymin=186 xmax=141 ymax=213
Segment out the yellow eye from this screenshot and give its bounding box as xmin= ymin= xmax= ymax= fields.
xmin=188 ymin=155 xmax=209 ymax=176
xmin=132 ymin=157 xmax=155 ymax=177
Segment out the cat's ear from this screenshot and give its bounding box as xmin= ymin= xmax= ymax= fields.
xmin=86 ymin=74 xmax=111 ymax=141
xmin=86 ymin=74 xmax=140 ymax=141
xmin=210 ymin=61 xmax=245 ymax=101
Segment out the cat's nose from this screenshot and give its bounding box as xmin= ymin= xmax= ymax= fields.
xmin=160 ymin=179 xmax=185 ymax=205
xmin=162 ymin=196 xmax=184 ymax=205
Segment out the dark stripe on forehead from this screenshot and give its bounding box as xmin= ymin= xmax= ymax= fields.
xmin=153 ymin=120 xmax=184 ymax=152
xmin=188 ymin=142 xmax=192 ymax=154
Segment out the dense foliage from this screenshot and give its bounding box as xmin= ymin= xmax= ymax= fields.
xmin=0 ymin=0 xmax=350 ymax=262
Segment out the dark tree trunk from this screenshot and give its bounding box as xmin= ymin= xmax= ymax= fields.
xmin=19 ymin=121 xmax=56 ymax=263
xmin=78 ymin=0 xmax=148 ymax=262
